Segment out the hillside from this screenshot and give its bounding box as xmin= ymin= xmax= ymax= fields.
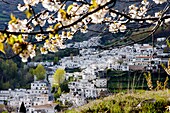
xmin=65 ymin=90 xmax=170 ymax=113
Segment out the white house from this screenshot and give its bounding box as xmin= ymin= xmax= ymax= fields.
xmin=29 ymin=104 xmax=55 ymax=113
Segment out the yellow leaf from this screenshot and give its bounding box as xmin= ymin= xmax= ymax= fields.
xmin=17 ymin=35 xmax=23 ymax=43
xmin=46 ymin=26 xmax=54 ymax=32
xmin=54 ymin=23 xmax=61 ymax=31
xmin=59 ymin=9 xmax=67 ymax=20
xmin=0 ymin=42 xmax=5 ymax=54
xmin=7 ymin=36 xmax=15 ymax=46
xmin=33 ymin=44 xmax=36 ymax=49
xmin=89 ymin=0 xmax=98 ymax=11
xmin=59 ymin=9 xmax=66 ymax=15
xmin=9 ymin=14 xmax=17 ymax=24
xmin=49 ymin=33 xmax=54 ymax=39
xmin=0 ymin=33 xmax=5 ymax=43
xmin=55 ymin=34 xmax=61 ymax=40
xmin=12 ymin=35 xmax=23 ymax=43
xmin=67 ymin=4 xmax=73 ymax=13
xmin=25 ymin=9 xmax=33 ymax=19
xmin=45 ymin=39 xmax=50 ymax=43
xmin=11 ymin=13 xmax=16 ymax=20
xmin=92 ymin=0 xmax=98 ymax=6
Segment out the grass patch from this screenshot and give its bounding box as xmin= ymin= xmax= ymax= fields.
xmin=64 ymin=90 xmax=170 ymax=113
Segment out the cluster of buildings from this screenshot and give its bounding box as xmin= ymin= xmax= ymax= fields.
xmin=66 ymin=36 xmax=101 ymax=48
xmin=0 ymin=36 xmax=169 ymax=112
xmin=0 ymin=81 xmax=55 ymax=113
xmin=60 ymin=43 xmax=168 ymax=72
xmin=55 ymin=37 xmax=170 ymax=107
xmin=57 ymin=70 xmax=108 ymax=107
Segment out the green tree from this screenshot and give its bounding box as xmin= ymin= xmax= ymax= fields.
xmin=57 ymin=87 xmax=62 ymax=96
xmin=33 ymin=64 xmax=46 ymax=81
xmin=0 ymin=60 xmax=18 ymax=80
xmin=53 ymin=68 xmax=66 ymax=87
xmin=54 ymin=86 xmax=62 ymax=100
xmin=0 ymin=60 xmax=19 ymax=89
xmin=2 ymin=82 xmax=10 ymax=90
xmin=54 ymin=56 xmax=59 ymax=64
xmin=60 ymin=81 xmax=70 ymax=93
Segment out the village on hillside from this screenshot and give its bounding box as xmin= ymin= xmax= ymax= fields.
xmin=0 ymin=37 xmax=170 ymax=113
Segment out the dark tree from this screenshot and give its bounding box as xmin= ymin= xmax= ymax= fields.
xmin=19 ymin=102 xmax=26 ymax=113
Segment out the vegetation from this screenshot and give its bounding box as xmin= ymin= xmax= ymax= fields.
xmin=32 ymin=64 xmax=46 ymax=81
xmin=65 ymin=90 xmax=170 ymax=113
xmin=107 ymin=69 xmax=170 ymax=93
xmin=52 ymin=68 xmax=67 ymax=100
xmin=53 ymin=68 xmax=66 ymax=87
xmin=0 ymin=0 xmax=170 ymax=112
xmin=0 ymin=59 xmax=34 ymax=89
xmin=19 ymin=102 xmax=26 ymax=113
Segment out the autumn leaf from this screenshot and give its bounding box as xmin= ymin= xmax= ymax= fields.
xmin=67 ymin=4 xmax=73 ymax=14
xmin=0 ymin=42 xmax=5 ymax=54
xmin=25 ymin=9 xmax=33 ymax=19
xmin=0 ymin=33 xmax=5 ymax=43
xmin=55 ymin=34 xmax=61 ymax=40
xmin=9 ymin=14 xmax=17 ymax=24
xmin=59 ymin=9 xmax=67 ymax=20
xmin=7 ymin=36 xmax=15 ymax=46
xmin=49 ymin=33 xmax=54 ymax=39
xmin=17 ymin=35 xmax=23 ymax=43
xmin=54 ymin=23 xmax=61 ymax=31
xmin=89 ymin=0 xmax=98 ymax=11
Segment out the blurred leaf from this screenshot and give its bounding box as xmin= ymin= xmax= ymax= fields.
xmin=49 ymin=33 xmax=54 ymax=39
xmin=25 ymin=9 xmax=33 ymax=19
xmin=59 ymin=9 xmax=67 ymax=20
xmin=0 ymin=42 xmax=5 ymax=54
xmin=7 ymin=36 xmax=15 ymax=46
xmin=0 ymin=33 xmax=5 ymax=43
xmin=67 ymin=4 xmax=73 ymax=13
xmin=9 ymin=13 xmax=17 ymax=24
xmin=54 ymin=23 xmax=61 ymax=31
xmin=17 ymin=35 xmax=23 ymax=43
xmin=89 ymin=0 xmax=98 ymax=11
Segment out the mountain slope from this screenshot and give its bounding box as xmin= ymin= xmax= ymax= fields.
xmin=65 ymin=90 xmax=170 ymax=113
